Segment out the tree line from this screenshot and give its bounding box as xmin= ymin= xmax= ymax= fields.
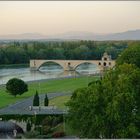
xmin=0 ymin=40 xmax=130 ymax=65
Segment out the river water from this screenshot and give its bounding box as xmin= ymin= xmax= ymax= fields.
xmin=0 ymin=63 xmax=100 ymax=85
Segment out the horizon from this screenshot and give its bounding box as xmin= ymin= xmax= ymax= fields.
xmin=0 ymin=1 xmax=140 ymax=35
xmin=1 ymin=28 xmax=140 ymax=36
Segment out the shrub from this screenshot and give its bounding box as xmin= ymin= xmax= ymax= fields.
xmin=52 ymin=131 xmax=65 ymax=138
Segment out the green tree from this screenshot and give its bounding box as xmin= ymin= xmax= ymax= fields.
xmin=6 ymin=78 xmax=28 ymax=97
xmin=33 ymin=91 xmax=40 ymax=106
xmin=67 ymin=64 xmax=140 ymax=138
xmin=44 ymin=94 xmax=49 ymax=106
xmin=117 ymin=43 xmax=140 ymax=68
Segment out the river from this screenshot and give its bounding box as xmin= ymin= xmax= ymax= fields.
xmin=0 ymin=63 xmax=100 ymax=85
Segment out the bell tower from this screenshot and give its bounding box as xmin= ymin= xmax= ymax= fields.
xmin=102 ymin=52 xmax=112 ymax=61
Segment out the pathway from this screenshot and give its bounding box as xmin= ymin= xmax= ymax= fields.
xmin=0 ymin=92 xmax=71 ymax=115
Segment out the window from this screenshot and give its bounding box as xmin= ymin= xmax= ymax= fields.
xmin=104 ymin=62 xmax=106 ymax=66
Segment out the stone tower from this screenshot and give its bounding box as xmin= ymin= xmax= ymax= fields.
xmin=102 ymin=52 xmax=112 ymax=61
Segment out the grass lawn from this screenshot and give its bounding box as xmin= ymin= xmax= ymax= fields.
xmin=49 ymin=95 xmax=71 ymax=109
xmin=0 ymin=76 xmax=98 ymax=108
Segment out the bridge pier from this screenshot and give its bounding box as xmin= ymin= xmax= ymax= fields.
xmin=30 ymin=67 xmax=38 ymax=71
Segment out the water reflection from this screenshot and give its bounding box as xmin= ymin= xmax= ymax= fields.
xmin=0 ymin=63 xmax=100 ymax=85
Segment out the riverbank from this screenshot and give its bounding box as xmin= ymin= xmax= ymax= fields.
xmin=0 ymin=76 xmax=98 ymax=108
xmin=0 ymin=63 xmax=29 ymax=69
xmin=0 ymin=75 xmax=88 ymax=87
xmin=0 ymin=74 xmax=101 ymax=87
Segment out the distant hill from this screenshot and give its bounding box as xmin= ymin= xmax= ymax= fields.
xmin=98 ymin=30 xmax=140 ymax=41
xmin=0 ymin=33 xmax=47 ymax=40
xmin=0 ymin=29 xmax=140 ymax=41
xmin=50 ymin=30 xmax=140 ymax=40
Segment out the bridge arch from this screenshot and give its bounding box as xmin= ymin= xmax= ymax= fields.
xmin=74 ymin=61 xmax=100 ymax=71
xmin=37 ymin=60 xmax=64 ymax=71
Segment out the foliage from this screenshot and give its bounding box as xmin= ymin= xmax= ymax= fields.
xmin=0 ymin=40 xmax=129 ymax=65
xmin=6 ymin=78 xmax=28 ymax=97
xmin=15 ymin=134 xmax=22 ymax=139
xmin=33 ymin=91 xmax=40 ymax=106
xmin=23 ymin=115 xmax=64 ymax=138
xmin=44 ymin=94 xmax=49 ymax=106
xmin=35 ymin=135 xmax=51 ymax=138
xmin=52 ymin=131 xmax=65 ymax=138
xmin=117 ymin=42 xmax=140 ymax=68
xmin=41 ymin=116 xmax=63 ymax=135
xmin=67 ymin=63 xmax=140 ymax=138
xmin=26 ymin=121 xmax=32 ymax=132
xmin=24 ymin=130 xmax=40 ymax=138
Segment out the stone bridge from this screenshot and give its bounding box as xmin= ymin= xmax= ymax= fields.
xmin=30 ymin=53 xmax=115 ymax=71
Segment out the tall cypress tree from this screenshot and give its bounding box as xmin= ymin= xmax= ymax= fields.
xmin=33 ymin=90 xmax=39 ymax=106
xmin=44 ymin=94 xmax=49 ymax=106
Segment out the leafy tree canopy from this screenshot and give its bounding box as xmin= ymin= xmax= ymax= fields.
xmin=117 ymin=42 xmax=140 ymax=68
xmin=6 ymin=78 xmax=28 ymax=97
xmin=67 ymin=63 xmax=140 ymax=138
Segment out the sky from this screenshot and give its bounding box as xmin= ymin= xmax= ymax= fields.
xmin=0 ymin=1 xmax=140 ymax=35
